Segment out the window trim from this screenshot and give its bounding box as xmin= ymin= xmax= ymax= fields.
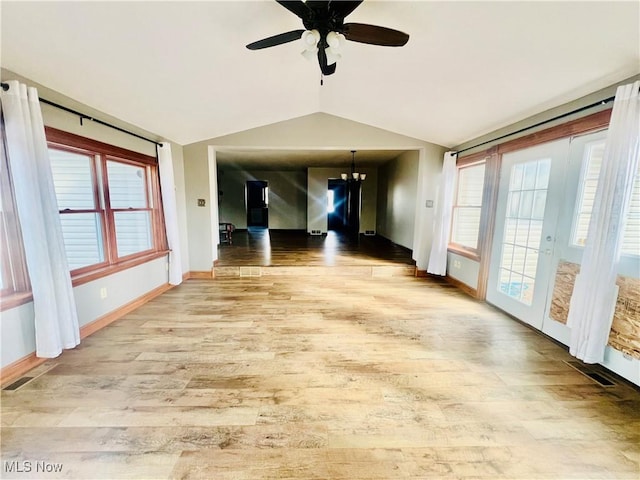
xmin=45 ymin=127 xmax=168 ymax=281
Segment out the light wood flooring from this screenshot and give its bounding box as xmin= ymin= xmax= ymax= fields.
xmin=1 ymin=235 xmax=639 ymax=479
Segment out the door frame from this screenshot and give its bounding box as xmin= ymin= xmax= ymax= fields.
xmin=457 ymin=110 xmax=613 ymax=301
xmin=485 ymin=138 xmax=571 ymax=328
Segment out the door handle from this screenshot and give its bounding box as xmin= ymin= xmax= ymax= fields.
xmin=546 ymin=235 xmax=553 ymax=242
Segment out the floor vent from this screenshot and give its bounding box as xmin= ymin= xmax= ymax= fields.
xmin=239 ymin=266 xmax=261 ymax=277
xmin=3 ymin=376 xmax=34 ymax=391
xmin=565 ymin=360 xmax=617 ymax=387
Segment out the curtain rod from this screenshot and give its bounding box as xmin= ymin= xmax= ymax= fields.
xmin=1 ymin=81 xmax=162 ymax=147
xmin=452 ymin=95 xmax=615 ymax=156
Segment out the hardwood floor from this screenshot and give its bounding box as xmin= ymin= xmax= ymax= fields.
xmin=1 ymin=240 xmax=639 ymax=478
xmin=217 ymin=229 xmax=415 ymax=267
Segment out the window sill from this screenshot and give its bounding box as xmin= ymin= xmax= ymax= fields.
xmin=447 ymin=245 xmax=481 ymax=262
xmin=71 ymin=250 xmax=170 ymax=287
xmin=0 ymin=291 xmax=34 ymax=312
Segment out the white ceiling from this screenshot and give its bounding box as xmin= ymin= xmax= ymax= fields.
xmin=1 ymin=1 xmax=639 ymax=149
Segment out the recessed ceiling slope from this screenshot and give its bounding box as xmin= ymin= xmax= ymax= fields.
xmin=1 ymin=1 xmax=638 ymax=147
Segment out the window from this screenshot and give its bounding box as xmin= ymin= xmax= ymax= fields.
xmin=0 ymin=123 xmax=29 ymax=303
xmin=572 ymin=140 xmax=640 ymax=257
xmin=46 ymin=128 xmax=167 ymax=279
xmin=450 ymin=161 xmax=486 ymax=252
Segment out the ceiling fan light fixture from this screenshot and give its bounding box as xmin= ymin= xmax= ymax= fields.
xmin=326 ymin=31 xmax=345 ymax=49
xmin=301 ymin=48 xmax=317 ymax=61
xmin=246 ymin=2 xmax=410 ymax=76
xmin=301 ymin=29 xmax=320 ymax=50
xmin=325 ymin=47 xmax=342 ymax=66
xmin=341 ymin=173 xmax=348 ymax=181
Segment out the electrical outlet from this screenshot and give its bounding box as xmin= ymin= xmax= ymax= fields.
xmin=453 ymin=260 xmax=462 ymax=269
xmin=100 ymin=287 xmax=108 ymax=299
xmin=197 ymin=199 xmax=206 ymax=207
xmin=425 ymin=200 xmax=434 ymax=208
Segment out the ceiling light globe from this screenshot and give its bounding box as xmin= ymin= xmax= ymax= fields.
xmin=326 ymin=31 xmax=341 ymax=49
xmin=302 ymin=29 xmax=320 ymax=50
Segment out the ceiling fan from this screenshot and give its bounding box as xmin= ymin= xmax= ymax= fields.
xmin=246 ymin=0 xmax=409 ymax=76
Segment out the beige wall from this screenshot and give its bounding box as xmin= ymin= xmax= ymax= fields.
xmin=183 ymin=112 xmax=445 ymax=256
xmin=376 ymin=151 xmax=419 ymax=249
xmin=182 ymin=143 xmax=214 ymax=271
xmin=219 ymin=169 xmax=307 ymax=229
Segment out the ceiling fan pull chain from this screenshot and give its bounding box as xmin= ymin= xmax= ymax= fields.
xmin=320 ymin=73 xmax=324 ymax=86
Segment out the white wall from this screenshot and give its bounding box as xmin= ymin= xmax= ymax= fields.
xmin=447 ymin=253 xmax=480 ymax=290
xmin=219 ymin=169 xmax=307 ymax=229
xmin=0 ymin=69 xmax=187 ymax=369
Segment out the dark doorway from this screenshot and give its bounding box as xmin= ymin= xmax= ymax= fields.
xmin=327 ymin=179 xmax=347 ymax=231
xmin=246 ymin=180 xmax=268 ymax=227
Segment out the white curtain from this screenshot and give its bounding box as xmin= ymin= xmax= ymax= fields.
xmin=157 ymin=142 xmax=183 ymax=285
xmin=427 ymin=151 xmax=457 ymax=275
xmin=567 ymin=80 xmax=640 ymax=363
xmin=1 ymin=81 xmax=80 ymax=358
xmin=412 ymin=149 xmax=431 ymax=269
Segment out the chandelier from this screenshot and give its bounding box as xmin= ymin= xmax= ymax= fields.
xmin=341 ymin=150 xmax=366 ymax=182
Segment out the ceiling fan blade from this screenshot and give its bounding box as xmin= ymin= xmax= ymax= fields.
xmin=329 ymin=1 xmax=363 ymax=19
xmin=343 ymin=23 xmax=409 ymax=46
xmin=276 ymin=1 xmax=311 ymax=19
xmin=246 ymin=29 xmax=305 ymax=50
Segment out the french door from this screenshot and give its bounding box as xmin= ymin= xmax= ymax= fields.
xmin=486 ymin=139 xmax=570 ymax=329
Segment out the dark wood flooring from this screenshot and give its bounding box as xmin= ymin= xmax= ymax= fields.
xmin=217 ymin=229 xmax=415 ymax=267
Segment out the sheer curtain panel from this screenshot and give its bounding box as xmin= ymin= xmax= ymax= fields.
xmin=157 ymin=142 xmax=183 ymax=285
xmin=1 ymin=81 xmax=80 ymax=357
xmin=412 ymin=150 xmax=431 ymax=270
xmin=427 ymin=152 xmax=457 ymax=275
xmin=567 ymin=81 xmax=640 ymax=363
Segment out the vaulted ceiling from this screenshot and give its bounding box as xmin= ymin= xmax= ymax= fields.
xmin=2 ymin=1 xmax=638 ymax=148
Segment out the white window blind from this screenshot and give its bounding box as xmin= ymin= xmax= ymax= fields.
xmin=451 ymin=162 xmax=486 ymax=250
xmin=573 ymin=140 xmax=640 ymax=256
xmin=49 ymin=148 xmax=105 ymax=270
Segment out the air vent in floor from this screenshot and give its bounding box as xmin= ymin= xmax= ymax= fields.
xmin=3 ymin=376 xmax=34 ymax=391
xmin=239 ymin=266 xmax=261 ymax=277
xmin=565 ymin=360 xmax=617 ymax=387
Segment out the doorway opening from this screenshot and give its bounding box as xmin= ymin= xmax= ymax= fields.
xmin=327 ymin=179 xmax=347 ymax=231
xmin=246 ymin=180 xmax=268 ymax=228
